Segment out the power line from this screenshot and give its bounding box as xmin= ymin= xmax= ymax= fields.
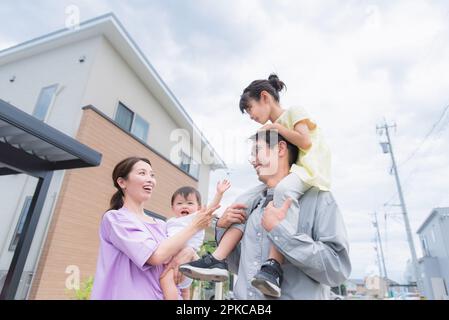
xmin=398 ymin=104 xmax=449 ymax=167
xmin=380 ymin=104 xmax=449 ymax=208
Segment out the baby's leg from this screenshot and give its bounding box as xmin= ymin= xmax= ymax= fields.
xmin=213 ymin=227 xmax=243 ymax=260
xmin=181 ymin=287 xmax=191 ymax=300
xmin=160 ymin=268 xmax=179 ymax=300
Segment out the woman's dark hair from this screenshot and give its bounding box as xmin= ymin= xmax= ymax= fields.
xmin=239 ymin=73 xmax=286 ymax=113
xmin=250 ymin=129 xmax=299 ymax=167
xmin=171 ymin=186 xmax=202 ymax=206
xmin=108 ymin=157 xmax=152 ymax=211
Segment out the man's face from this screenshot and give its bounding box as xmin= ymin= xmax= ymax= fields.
xmin=249 ymin=140 xmax=280 ymax=181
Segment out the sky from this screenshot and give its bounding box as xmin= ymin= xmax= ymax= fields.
xmin=1 ymin=0 xmax=449 ymax=283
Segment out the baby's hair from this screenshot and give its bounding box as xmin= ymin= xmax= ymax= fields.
xmin=171 ymin=186 xmax=202 ymax=206
xmin=239 ymin=73 xmax=286 ymax=113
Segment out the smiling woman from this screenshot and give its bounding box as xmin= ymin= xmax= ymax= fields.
xmin=90 ymin=157 xmax=216 ymax=300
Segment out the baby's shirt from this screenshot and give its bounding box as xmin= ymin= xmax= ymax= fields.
xmin=166 ymin=212 xmax=205 ymax=251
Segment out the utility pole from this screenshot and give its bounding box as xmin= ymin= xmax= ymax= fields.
xmin=376 ymin=119 xmax=424 ymax=296
xmin=372 ymin=211 xmax=388 ymax=280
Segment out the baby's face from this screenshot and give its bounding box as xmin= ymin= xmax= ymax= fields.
xmin=171 ymin=193 xmax=200 ymax=217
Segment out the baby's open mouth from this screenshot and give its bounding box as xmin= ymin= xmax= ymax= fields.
xmin=180 ymin=210 xmax=189 ymax=216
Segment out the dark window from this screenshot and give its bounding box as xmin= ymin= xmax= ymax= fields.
xmin=115 ymin=102 xmax=134 ymax=132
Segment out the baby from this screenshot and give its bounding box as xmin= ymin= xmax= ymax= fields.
xmin=160 ymin=180 xmax=230 ymax=300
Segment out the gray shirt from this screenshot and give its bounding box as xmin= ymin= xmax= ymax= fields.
xmin=214 ymin=186 xmax=351 ymax=300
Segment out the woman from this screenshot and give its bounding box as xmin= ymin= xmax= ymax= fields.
xmin=91 ymin=157 xmax=217 ymax=299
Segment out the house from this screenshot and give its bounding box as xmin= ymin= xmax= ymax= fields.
xmin=417 ymin=207 xmax=449 ymax=300
xmin=345 ymin=278 xmax=366 ymax=296
xmin=0 ymin=13 xmax=225 ymax=299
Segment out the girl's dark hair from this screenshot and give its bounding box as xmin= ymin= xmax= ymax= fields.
xmin=108 ymin=157 xmax=152 ymax=211
xmin=171 ymin=186 xmax=202 ymax=206
xmin=239 ymin=73 xmax=286 ymax=113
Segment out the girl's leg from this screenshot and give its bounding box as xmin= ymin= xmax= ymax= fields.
xmin=268 ymin=245 xmax=285 ymax=265
xmin=272 ymin=172 xmax=310 ymax=230
xmin=252 ymin=173 xmax=310 ymax=297
xmin=268 ymin=173 xmax=310 ymax=264
xmin=212 ymin=227 xmax=243 ymax=260
xmin=179 ymin=184 xmax=263 ymax=282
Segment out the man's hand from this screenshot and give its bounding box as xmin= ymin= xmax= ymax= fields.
xmin=160 ymin=246 xmax=198 ymax=284
xmin=216 ymin=203 xmax=247 ymax=229
xmin=262 ymin=198 xmax=292 ymax=232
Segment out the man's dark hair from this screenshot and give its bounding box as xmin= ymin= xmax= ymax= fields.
xmin=249 ymin=129 xmax=299 ymax=167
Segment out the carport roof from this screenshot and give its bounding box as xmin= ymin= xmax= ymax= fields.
xmin=0 ymin=99 xmax=102 ymax=176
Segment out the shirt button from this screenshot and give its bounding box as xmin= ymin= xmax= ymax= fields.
xmin=254 ymin=261 xmax=258 ymax=266
xmin=257 ymin=232 xmax=261 ymax=237
xmin=274 ymin=236 xmax=279 ymax=241
xmin=249 ymin=292 xmax=253 ymax=297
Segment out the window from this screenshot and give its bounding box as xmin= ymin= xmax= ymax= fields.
xmin=114 ymin=102 xmax=150 ymax=142
xmin=421 ymin=237 xmax=430 ymax=257
xmin=9 ymin=197 xmax=32 ymax=252
xmin=131 ymin=114 xmax=149 ymax=142
xmin=115 ymin=102 xmax=133 ymax=132
xmin=189 ymin=159 xmax=200 ymax=179
xmin=180 ymin=152 xmax=191 ymax=174
xmin=33 ymin=85 xmax=58 ymax=121
xmin=179 ymin=152 xmax=200 ymax=179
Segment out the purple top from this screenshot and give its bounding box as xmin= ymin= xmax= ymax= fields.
xmin=91 ymin=207 xmax=178 ymax=300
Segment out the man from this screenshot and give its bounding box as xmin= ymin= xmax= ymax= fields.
xmin=214 ymin=130 xmax=351 ymax=299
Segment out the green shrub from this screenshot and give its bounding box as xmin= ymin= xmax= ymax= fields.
xmin=67 ymin=276 xmax=94 ymax=300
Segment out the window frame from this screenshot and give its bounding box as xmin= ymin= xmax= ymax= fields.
xmin=114 ymin=102 xmax=150 ymax=142
xmin=131 ymin=113 xmax=150 ymax=142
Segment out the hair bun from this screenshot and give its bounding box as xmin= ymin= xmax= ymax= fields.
xmin=268 ymin=73 xmax=286 ymax=92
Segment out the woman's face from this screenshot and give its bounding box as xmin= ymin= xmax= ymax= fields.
xmin=245 ymin=95 xmax=272 ymax=124
xmin=171 ymin=193 xmax=200 ymax=217
xmin=118 ymin=160 xmax=156 ymax=203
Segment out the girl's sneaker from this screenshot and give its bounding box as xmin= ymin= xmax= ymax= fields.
xmin=179 ymin=253 xmax=229 ymax=282
xmin=251 ymin=258 xmax=283 ymax=298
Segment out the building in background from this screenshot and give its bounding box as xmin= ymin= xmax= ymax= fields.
xmin=344 ymin=279 xmax=366 ymax=297
xmin=0 ymin=14 xmax=226 ymax=299
xmin=417 ymin=207 xmax=449 ymax=300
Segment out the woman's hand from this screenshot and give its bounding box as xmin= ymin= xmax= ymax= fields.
xmin=191 ymin=204 xmax=220 ymax=231
xmin=216 ymin=203 xmax=247 ymax=229
xmin=160 ymin=246 xmax=199 ymax=284
xmin=262 ymin=198 xmax=292 ymax=232
xmin=216 ymin=179 xmax=231 ymax=195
